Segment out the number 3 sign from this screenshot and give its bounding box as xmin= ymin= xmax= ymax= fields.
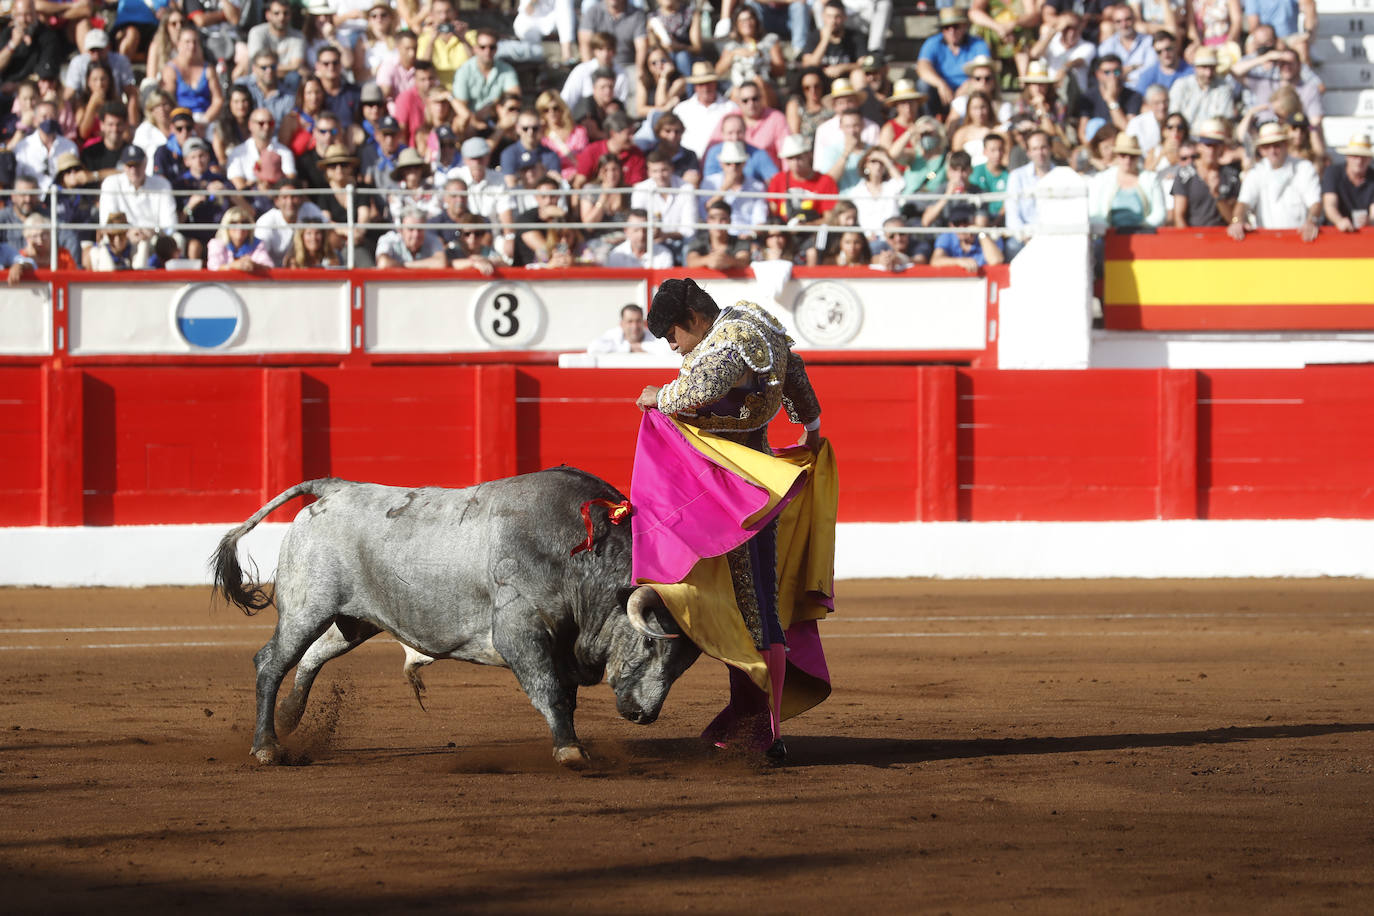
xmin=471 ymin=281 xmax=548 ymax=348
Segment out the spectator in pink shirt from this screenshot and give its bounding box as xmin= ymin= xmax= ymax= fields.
xmin=734 ymin=84 xmax=789 ymax=165
xmin=390 ymin=60 xmax=439 ymax=147
xmin=376 ymin=30 xmax=418 ymax=100
xmin=208 ymin=206 xmax=275 ymax=272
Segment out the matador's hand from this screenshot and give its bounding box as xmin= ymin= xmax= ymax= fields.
xmin=636 ymin=385 xmax=661 ymax=410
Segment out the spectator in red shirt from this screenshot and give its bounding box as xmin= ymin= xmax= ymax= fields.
xmin=767 ymin=134 xmax=838 ymax=221
xmin=573 ymin=110 xmax=647 ymax=188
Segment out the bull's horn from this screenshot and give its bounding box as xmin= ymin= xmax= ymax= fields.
xmin=626 ymin=587 xmax=677 ymax=640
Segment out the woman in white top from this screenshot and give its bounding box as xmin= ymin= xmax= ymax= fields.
xmin=949 ymin=92 xmax=998 ymax=168
xmin=843 ymin=147 xmax=905 ymax=238
xmin=134 ymin=91 xmax=176 ymax=174
xmin=356 ymin=2 xmax=401 ymax=82
xmin=1087 ymin=134 xmax=1167 ymax=231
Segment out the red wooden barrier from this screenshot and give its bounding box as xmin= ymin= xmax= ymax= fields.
xmin=2 ymin=363 xmax=1371 ymax=526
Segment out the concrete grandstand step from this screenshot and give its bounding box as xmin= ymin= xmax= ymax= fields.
xmin=1313 ymin=59 xmax=1374 ymax=88
xmin=1324 ymin=88 xmax=1374 ymax=116
xmin=1321 ymin=114 xmax=1374 ymax=145
xmin=895 ymin=13 xmax=939 ymax=39
xmin=1314 ymin=0 xmax=1374 ymax=12
xmin=1310 ymin=32 xmax=1374 ymax=64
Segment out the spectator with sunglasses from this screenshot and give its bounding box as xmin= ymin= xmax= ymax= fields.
xmin=1127 ymin=29 xmax=1190 ymax=93
xmin=1077 ymin=54 xmax=1141 ymax=142
xmin=916 ymin=7 xmax=992 ymax=111
xmin=153 ymin=107 xmax=199 ymax=180
xmin=1144 ymin=110 xmax=1188 ymax=174
xmin=314 ymin=46 xmax=362 ymax=128
xmin=451 ymin=28 xmax=519 ymax=130
xmin=294 ymin=112 xmax=342 ymax=188
xmin=1095 ymin=5 xmax=1158 ymax=82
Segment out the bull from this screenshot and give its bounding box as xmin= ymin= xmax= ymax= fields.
xmin=210 ymin=469 xmax=700 ymax=768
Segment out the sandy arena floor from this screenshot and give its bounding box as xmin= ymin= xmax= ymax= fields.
xmin=1 ymin=579 xmax=1372 ymax=913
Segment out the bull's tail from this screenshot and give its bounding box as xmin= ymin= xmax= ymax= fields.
xmin=211 ymin=478 xmax=345 ymax=616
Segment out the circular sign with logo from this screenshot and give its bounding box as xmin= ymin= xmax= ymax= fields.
xmin=171 ymin=283 xmax=246 ymax=350
xmin=471 ymin=281 xmax=547 ymax=349
xmin=793 ymin=279 xmax=864 ymax=347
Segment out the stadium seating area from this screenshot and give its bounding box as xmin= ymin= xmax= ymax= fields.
xmin=0 ymin=0 xmax=1370 ymax=276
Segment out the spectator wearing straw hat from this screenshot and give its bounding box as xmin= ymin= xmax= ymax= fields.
xmin=1228 ymin=121 xmax=1320 ymax=241
xmin=1087 ymin=133 xmax=1167 ymax=230
xmin=1168 ymin=46 xmax=1239 ymax=128
xmin=1170 ymin=118 xmax=1242 ymax=227
xmin=811 ymin=76 xmax=879 ymax=172
xmin=950 ymin=54 xmax=1012 ymax=126
xmin=916 ymin=7 xmax=992 ymax=110
xmin=673 ymin=62 xmax=738 ymax=160
xmin=698 ymin=140 xmax=768 ymax=234
xmin=767 ymin=134 xmax=838 ymax=221
xmin=1321 ymin=135 xmax=1374 ymax=232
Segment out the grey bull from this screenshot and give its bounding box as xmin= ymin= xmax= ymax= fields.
xmin=211 ymin=469 xmax=701 ymax=767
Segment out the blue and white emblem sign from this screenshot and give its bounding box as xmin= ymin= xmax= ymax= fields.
xmin=172 ymin=283 xmax=246 ymax=350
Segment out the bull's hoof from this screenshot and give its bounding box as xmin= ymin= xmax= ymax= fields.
xmin=554 ymin=744 xmax=591 ymax=769
xmin=251 ymin=743 xmax=285 ymax=765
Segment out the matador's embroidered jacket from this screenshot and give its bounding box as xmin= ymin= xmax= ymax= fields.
xmin=655 ymin=301 xmax=821 ymax=450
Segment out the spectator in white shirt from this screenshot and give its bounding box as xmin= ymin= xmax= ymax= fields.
xmin=587 ymin=303 xmax=674 ymax=353
xmin=672 ymin=62 xmax=738 ymax=159
xmin=562 ymin=31 xmax=631 ymax=110
xmin=227 ymin=108 xmax=297 ymax=189
xmin=255 ymin=179 xmax=326 ymax=265
xmin=13 ymin=101 xmax=79 ymax=189
xmin=1227 ymin=121 xmax=1321 ymax=241
xmin=630 ymin=149 xmax=697 ymax=241
xmin=97 ymin=146 xmax=177 ymax=247
xmin=605 ymin=210 xmax=677 ymax=268
xmin=1028 ymin=12 xmax=1095 ymax=92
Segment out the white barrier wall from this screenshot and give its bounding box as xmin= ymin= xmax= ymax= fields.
xmin=0 ymin=284 xmax=52 ymax=356
xmin=3 ymin=520 xmax=1372 ymax=587
xmin=69 ymin=280 xmax=352 ymax=355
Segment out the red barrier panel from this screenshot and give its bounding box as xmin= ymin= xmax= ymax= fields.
xmin=4 ymin=363 xmax=1372 ymax=526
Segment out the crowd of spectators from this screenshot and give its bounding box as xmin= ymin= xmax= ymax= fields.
xmin=0 ymin=0 xmax=1368 ymax=277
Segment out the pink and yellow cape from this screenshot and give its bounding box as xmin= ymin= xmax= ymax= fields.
xmin=629 ymin=410 xmax=837 ymax=720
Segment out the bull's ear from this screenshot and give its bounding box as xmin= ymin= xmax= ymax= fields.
xmin=615 ymin=585 xmax=639 ymax=609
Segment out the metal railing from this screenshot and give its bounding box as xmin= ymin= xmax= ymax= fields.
xmin=0 ymin=180 xmax=1066 ymax=271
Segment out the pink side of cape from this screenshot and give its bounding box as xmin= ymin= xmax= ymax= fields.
xmin=630 ymin=410 xmax=798 ymax=585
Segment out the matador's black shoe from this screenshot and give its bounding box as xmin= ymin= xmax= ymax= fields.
xmin=764 ymin=738 xmax=787 ymax=765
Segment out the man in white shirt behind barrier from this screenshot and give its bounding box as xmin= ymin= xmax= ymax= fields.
xmin=588 ymin=303 xmax=673 ymax=354
xmin=1004 ymin=129 xmax=1056 ymax=259
xmin=606 ymin=210 xmax=676 ymax=269
xmin=1227 ymin=121 xmax=1320 ymax=242
xmin=98 ymin=146 xmax=176 ymax=249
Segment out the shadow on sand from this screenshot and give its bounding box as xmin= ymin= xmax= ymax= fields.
xmin=617 ymin=721 xmax=1374 ymax=769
